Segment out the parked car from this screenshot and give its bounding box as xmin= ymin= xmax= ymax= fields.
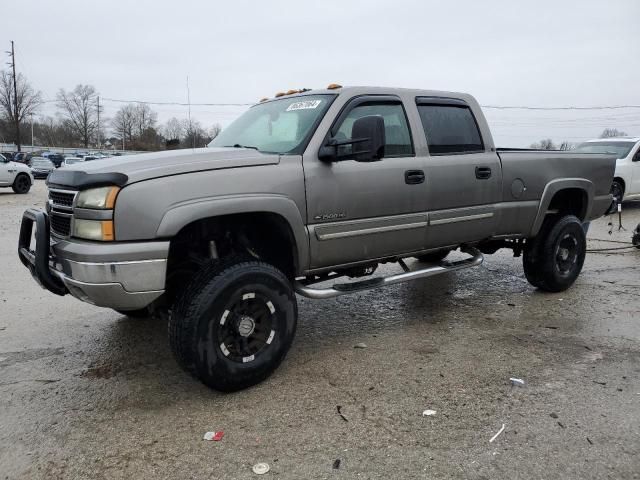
xmin=574 ymin=137 xmax=640 ymax=202
xmin=13 ymin=152 xmax=32 ymax=165
xmin=18 ymin=85 xmax=616 ymax=392
xmin=1 ymin=152 xmax=15 ymax=162
xmin=46 ymin=153 xmax=65 ymax=168
xmin=29 ymin=157 xmax=55 ymax=179
xmin=62 ymin=156 xmax=85 ymax=167
xmin=0 ymin=153 xmax=33 ymax=193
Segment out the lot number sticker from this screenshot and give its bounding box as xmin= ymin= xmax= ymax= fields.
xmin=286 ymin=100 xmax=322 ymax=111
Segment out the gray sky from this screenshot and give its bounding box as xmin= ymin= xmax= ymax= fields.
xmin=4 ymin=0 xmax=640 ymax=146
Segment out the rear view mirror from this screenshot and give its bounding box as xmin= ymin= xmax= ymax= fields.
xmin=318 ymin=115 xmax=386 ymax=162
xmin=351 ymin=115 xmax=386 ymax=162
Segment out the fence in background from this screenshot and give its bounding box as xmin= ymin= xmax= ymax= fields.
xmin=0 ymin=143 xmax=146 ymax=155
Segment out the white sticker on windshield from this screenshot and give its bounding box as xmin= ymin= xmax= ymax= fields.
xmin=286 ymin=100 xmax=322 ymax=111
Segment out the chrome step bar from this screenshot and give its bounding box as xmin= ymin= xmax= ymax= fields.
xmin=294 ymin=247 xmax=484 ymax=299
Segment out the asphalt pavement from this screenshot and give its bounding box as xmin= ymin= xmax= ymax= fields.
xmin=1 ymin=181 xmax=639 ymax=479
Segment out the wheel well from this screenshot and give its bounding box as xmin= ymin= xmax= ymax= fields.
xmin=547 ymin=188 xmax=588 ymax=221
xmin=165 ymin=213 xmax=298 ymax=300
xmin=613 ymin=177 xmax=625 ymax=192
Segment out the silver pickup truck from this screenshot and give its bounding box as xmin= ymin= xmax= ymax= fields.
xmin=18 ymin=85 xmax=616 ymax=391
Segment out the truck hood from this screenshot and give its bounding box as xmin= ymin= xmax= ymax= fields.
xmin=47 ymin=148 xmax=280 ymax=189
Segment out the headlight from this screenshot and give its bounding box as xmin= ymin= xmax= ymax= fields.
xmin=73 ymin=219 xmax=114 ymax=241
xmin=76 ymin=186 xmax=120 ymax=209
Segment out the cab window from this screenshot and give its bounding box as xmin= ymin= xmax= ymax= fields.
xmin=334 ymin=103 xmax=414 ymax=158
xmin=417 ymin=102 xmax=484 ymax=155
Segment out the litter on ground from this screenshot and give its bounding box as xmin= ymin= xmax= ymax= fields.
xmin=510 ymin=378 xmax=525 ymax=387
xmin=203 ymin=431 xmax=224 ymax=441
xmin=252 ymin=463 xmax=270 ymax=475
xmin=489 ymin=424 xmax=506 ymax=443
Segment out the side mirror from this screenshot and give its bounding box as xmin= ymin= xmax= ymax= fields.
xmin=319 ymin=115 xmax=386 ymax=162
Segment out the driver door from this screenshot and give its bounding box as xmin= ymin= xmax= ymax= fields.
xmin=304 ymin=96 xmax=428 ymax=269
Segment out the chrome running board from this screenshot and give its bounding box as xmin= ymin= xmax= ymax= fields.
xmin=294 ymin=247 xmax=484 ymax=299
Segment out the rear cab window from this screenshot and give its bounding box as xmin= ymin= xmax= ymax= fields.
xmin=416 ymin=98 xmax=484 ymax=155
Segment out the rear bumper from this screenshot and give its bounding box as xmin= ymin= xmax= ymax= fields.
xmin=18 ymin=209 xmax=169 ymax=310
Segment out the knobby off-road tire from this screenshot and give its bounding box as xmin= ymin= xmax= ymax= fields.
xmin=12 ymin=174 xmax=31 ymax=194
xmin=415 ymin=249 xmax=451 ymax=263
xmin=168 ymin=258 xmax=298 ymax=392
xmin=523 ymin=215 xmax=586 ymax=292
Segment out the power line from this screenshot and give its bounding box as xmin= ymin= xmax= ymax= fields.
xmin=481 ymin=104 xmax=640 ymax=110
xmin=102 ymin=97 xmax=254 ymax=107
xmin=39 ymin=96 xmax=640 ymax=111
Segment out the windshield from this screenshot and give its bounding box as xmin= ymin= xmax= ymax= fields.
xmin=574 ymin=141 xmax=635 ymax=159
xmin=208 ymin=94 xmax=336 ymax=154
xmin=65 ymin=158 xmax=81 ymax=164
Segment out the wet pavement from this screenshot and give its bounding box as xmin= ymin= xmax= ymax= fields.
xmin=1 ymin=181 xmax=639 ymax=479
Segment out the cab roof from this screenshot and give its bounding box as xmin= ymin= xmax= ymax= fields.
xmin=583 ymin=137 xmax=640 ymax=143
xmin=258 ymin=85 xmax=474 ymax=105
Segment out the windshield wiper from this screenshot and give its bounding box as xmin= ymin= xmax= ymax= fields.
xmin=225 ymin=144 xmax=259 ymax=150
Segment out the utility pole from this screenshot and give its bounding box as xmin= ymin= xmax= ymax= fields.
xmin=31 ymin=113 xmax=34 ymax=149
xmin=9 ymin=41 xmax=21 ymax=152
xmin=187 ymin=75 xmax=194 ymax=148
xmin=96 ymin=95 xmax=100 ymax=149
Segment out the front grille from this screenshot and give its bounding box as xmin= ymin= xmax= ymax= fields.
xmin=49 ymin=190 xmax=76 ymax=208
xmin=48 ymin=189 xmax=76 ymax=238
xmin=50 ymin=213 xmax=72 ymax=237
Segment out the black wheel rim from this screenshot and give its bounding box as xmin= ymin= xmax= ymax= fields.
xmin=16 ymin=176 xmax=29 ymax=192
xmin=554 ymin=233 xmax=578 ymax=276
xmin=217 ymin=291 xmax=276 ymax=363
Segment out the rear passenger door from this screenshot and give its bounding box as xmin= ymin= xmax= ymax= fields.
xmin=415 ymin=98 xmax=501 ymax=247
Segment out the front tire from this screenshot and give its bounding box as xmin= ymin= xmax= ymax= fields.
xmin=168 ymin=258 xmax=297 ymax=392
xmin=12 ymin=174 xmax=31 ymax=194
xmin=523 ymin=215 xmax=586 ymax=292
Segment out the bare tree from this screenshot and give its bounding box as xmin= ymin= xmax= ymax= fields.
xmin=530 ymin=138 xmax=557 ymax=150
xmin=133 ymin=103 xmax=157 ymax=137
xmin=183 ymin=119 xmax=209 ymax=148
xmin=559 ymin=141 xmax=573 ymax=151
xmin=56 ymin=85 xmax=99 ymax=147
xmin=209 ymin=123 xmax=222 ymax=140
xmin=600 ymin=128 xmax=627 ymax=138
xmin=111 ymin=104 xmax=136 ymax=148
xmin=0 ymin=71 xmax=42 ymax=149
xmin=162 ymin=117 xmax=184 ymax=141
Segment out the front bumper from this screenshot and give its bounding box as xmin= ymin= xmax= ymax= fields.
xmin=18 ymin=208 xmax=169 ymax=310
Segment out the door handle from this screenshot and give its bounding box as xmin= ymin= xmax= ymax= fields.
xmin=405 ymin=169 xmax=425 ymax=185
xmin=475 ymin=166 xmax=492 ymax=179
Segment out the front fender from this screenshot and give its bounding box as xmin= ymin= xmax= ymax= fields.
xmin=157 ymin=194 xmax=309 ymax=271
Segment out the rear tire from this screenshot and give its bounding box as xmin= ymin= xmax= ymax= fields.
xmin=523 ymin=215 xmax=586 ymax=292
xmin=12 ymin=174 xmax=31 ymax=194
xmin=416 ymin=249 xmax=451 ymax=263
xmin=168 ymin=258 xmax=297 ymax=392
